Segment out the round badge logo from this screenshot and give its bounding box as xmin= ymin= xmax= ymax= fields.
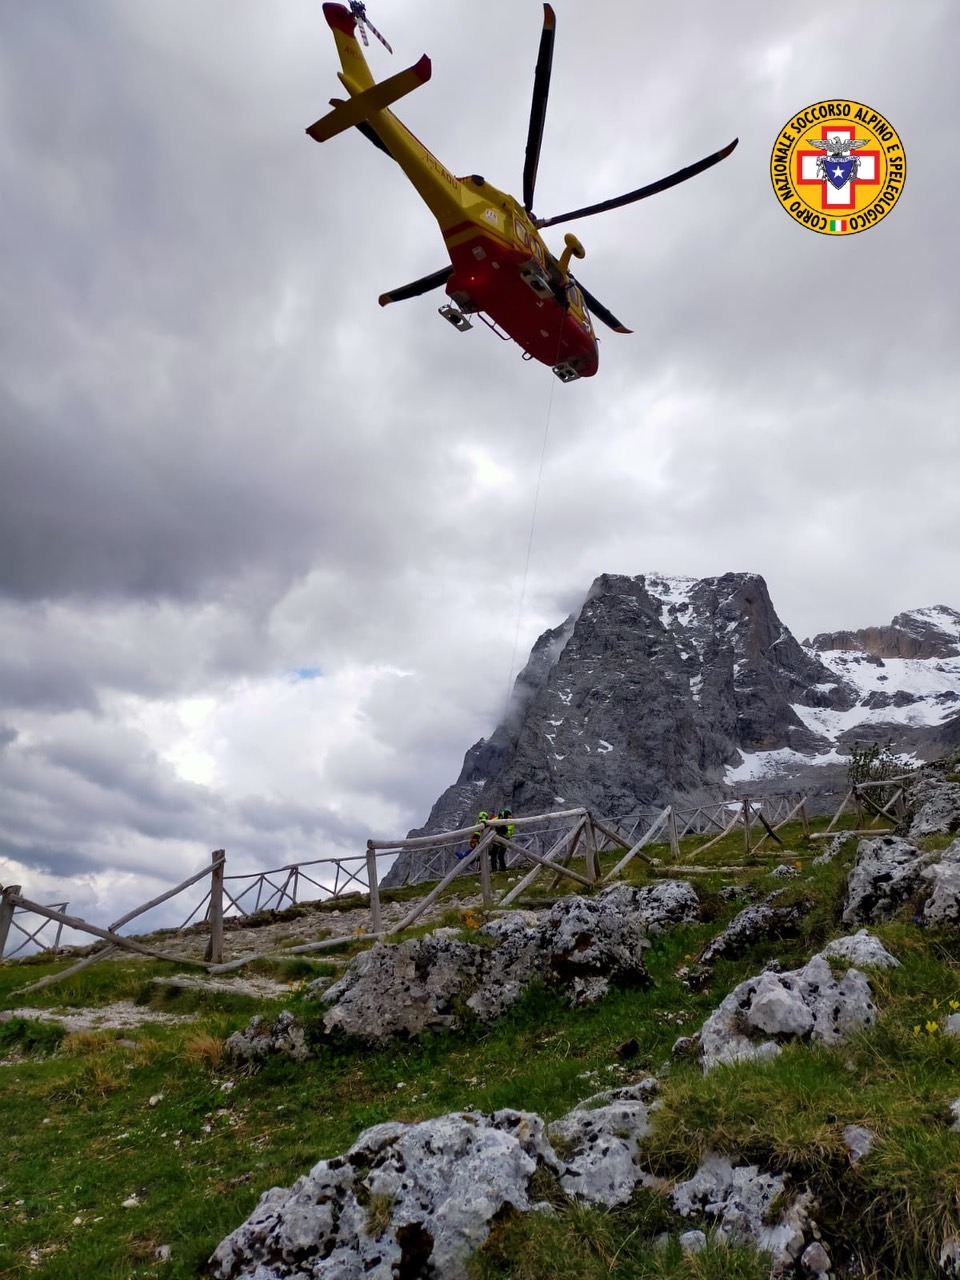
xmin=770 ymin=99 xmax=906 ymax=235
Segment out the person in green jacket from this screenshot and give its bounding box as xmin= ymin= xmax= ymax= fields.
xmin=469 ymin=810 xmax=489 ymax=852
xmin=491 ymin=807 xmax=515 ymax=873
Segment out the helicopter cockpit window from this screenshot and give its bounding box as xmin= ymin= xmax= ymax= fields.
xmin=568 ymin=285 xmax=583 ymax=310
xmin=514 ymin=220 xmax=529 ymax=247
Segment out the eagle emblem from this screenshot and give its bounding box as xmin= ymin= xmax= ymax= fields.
xmin=806 ymin=134 xmax=870 ymax=190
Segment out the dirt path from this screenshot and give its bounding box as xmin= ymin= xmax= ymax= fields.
xmin=143 ymin=888 xmax=488 ymax=963
xmin=2 ymin=886 xmax=494 ymax=1034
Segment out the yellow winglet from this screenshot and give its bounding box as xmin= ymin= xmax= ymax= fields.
xmin=306 ymin=55 xmax=432 ymax=143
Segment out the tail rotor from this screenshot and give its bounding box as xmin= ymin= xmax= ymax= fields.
xmin=349 ymin=1 xmax=393 ymax=54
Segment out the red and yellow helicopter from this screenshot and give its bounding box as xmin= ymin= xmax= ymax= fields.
xmin=307 ymin=2 xmax=737 ymax=381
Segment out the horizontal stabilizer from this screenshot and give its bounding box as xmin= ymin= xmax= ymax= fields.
xmin=306 ymin=55 xmax=431 ymax=143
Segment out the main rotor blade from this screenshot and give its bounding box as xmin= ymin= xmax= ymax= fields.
xmin=573 ymin=277 xmax=631 ymax=335
xmin=378 ymin=265 xmax=453 ymax=306
xmin=536 ymin=137 xmax=739 ymax=229
xmin=522 ymin=4 xmax=556 ymax=215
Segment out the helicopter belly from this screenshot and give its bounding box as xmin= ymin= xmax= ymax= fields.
xmin=444 ymin=233 xmax=598 ymax=376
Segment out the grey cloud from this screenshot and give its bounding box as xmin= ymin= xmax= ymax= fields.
xmin=0 ymin=0 xmax=957 ymax=914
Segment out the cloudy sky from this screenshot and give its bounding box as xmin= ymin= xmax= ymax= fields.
xmin=1 ymin=0 xmax=957 ymax=941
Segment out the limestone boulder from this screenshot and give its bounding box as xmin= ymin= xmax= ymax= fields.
xmin=906 ymin=775 xmax=960 ymax=838
xmin=631 ymin=879 xmax=701 ymax=934
xmin=820 ymin=929 xmax=899 ymax=969
xmin=921 ymin=841 xmax=960 ymax=925
xmin=842 ymin=835 xmax=931 ymax=924
xmin=546 ymin=1081 xmax=660 ymax=1206
xmin=671 ymin=1154 xmax=814 ymax=1269
xmin=698 ymin=951 xmax=876 ymax=1071
xmin=320 ymin=936 xmax=487 ymax=1044
xmin=208 ymin=1110 xmax=561 ymax=1280
xmin=315 ymin=887 xmax=659 ymax=1045
xmin=698 ymin=900 xmax=807 ymax=969
xmin=224 ymin=1011 xmax=311 ymax=1067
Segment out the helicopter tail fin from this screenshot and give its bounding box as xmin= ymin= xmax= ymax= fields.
xmin=323 ymin=3 xmax=376 ymax=95
xmin=307 ymin=52 xmax=432 ymax=144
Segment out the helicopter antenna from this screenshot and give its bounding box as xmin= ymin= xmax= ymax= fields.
xmin=349 ymin=1 xmax=393 ymax=54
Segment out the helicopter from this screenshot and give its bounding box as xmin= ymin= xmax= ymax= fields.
xmin=307 ymin=3 xmax=737 ymax=381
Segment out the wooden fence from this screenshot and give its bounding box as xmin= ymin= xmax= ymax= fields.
xmin=0 ymin=780 xmax=909 ymax=986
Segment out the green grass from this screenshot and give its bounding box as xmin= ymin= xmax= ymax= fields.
xmin=471 ymin=1195 xmax=772 ymax=1280
xmin=1 ymin=811 xmax=955 ymax=1277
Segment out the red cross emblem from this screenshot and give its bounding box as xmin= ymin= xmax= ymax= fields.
xmin=796 ymin=126 xmax=881 ymax=211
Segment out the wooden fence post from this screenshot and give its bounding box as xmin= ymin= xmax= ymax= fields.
xmin=480 ymin=843 xmax=493 ymax=907
xmin=583 ymin=815 xmax=599 ymax=883
xmin=204 ymin=850 xmax=226 ymax=964
xmin=743 ymin=799 xmax=752 ymax=855
xmin=667 ymin=806 xmax=680 ymax=862
xmin=366 ymin=842 xmax=382 ymax=934
xmin=0 ymin=885 xmax=21 ymax=957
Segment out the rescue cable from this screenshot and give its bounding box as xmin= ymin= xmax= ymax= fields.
xmin=503 ymin=337 xmax=564 ymax=721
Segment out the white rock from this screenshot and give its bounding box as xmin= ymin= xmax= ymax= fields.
xmin=921 ymin=845 xmax=960 ymax=925
xmin=821 ymin=931 xmax=899 ymax=969
xmin=842 ymin=1124 xmax=875 ymax=1163
xmin=801 ymin=1239 xmax=831 ymax=1273
xmin=678 ymin=1229 xmax=707 ymax=1254
xmin=209 ymin=1110 xmax=562 ymax=1280
xmin=547 ymin=1084 xmax=658 ymax=1207
xmin=671 ymin=1154 xmax=810 ymax=1265
xmin=699 ymin=954 xmax=875 ymax=1072
xmin=907 ymin=777 xmax=960 ymax=838
xmin=941 ymin=1235 xmax=960 ymax=1277
xmin=746 ymin=975 xmax=814 ymax=1037
xmin=843 ymin=836 xmax=928 ymax=924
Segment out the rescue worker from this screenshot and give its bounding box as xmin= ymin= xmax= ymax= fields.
xmin=469 ymin=809 xmax=489 ymax=852
xmin=491 ymin=806 xmax=515 ymax=873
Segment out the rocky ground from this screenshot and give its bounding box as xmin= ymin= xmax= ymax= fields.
xmin=1 ymin=885 xmax=490 ymax=1032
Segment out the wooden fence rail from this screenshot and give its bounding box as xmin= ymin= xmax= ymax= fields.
xmin=3 ymin=783 xmax=879 ymax=985
xmin=0 ymin=887 xmax=69 ymax=959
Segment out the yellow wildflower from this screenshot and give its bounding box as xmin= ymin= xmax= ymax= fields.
xmin=950 ymin=1000 xmax=960 ymax=1011
xmin=933 ymin=998 xmax=940 ymax=1010
xmin=926 ymin=1021 xmax=939 ymax=1035
xmin=913 ymin=1025 xmax=921 ymax=1037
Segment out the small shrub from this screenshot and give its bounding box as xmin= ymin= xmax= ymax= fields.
xmin=0 ymin=1016 xmax=66 ymax=1057
xmin=181 ymin=1030 xmax=226 ymax=1071
xmin=364 ymin=1191 xmax=395 ymax=1240
xmin=62 ymin=1030 xmax=116 ymax=1056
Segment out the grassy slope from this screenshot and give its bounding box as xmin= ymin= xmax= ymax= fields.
xmin=2 ymin=816 xmax=959 ymax=1280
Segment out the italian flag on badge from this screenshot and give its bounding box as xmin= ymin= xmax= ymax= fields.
xmin=828 ymin=219 xmax=848 ymax=232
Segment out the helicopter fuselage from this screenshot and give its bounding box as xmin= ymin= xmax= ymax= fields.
xmin=315 ymin=2 xmax=599 ymax=377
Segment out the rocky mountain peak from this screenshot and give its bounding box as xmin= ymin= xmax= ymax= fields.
xmin=385 ymin=575 xmax=960 ymax=886
xmin=805 ymin=605 xmax=960 ymax=661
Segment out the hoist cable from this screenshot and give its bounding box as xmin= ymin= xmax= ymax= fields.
xmin=502 ymin=333 xmax=565 ymax=722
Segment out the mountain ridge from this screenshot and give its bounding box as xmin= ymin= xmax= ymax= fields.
xmin=387 ymin=573 xmax=960 ymax=885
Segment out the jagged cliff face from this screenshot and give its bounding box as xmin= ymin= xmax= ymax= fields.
xmin=387 ymin=576 xmax=960 ymax=885
xmin=806 ymin=605 xmax=960 ymax=661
